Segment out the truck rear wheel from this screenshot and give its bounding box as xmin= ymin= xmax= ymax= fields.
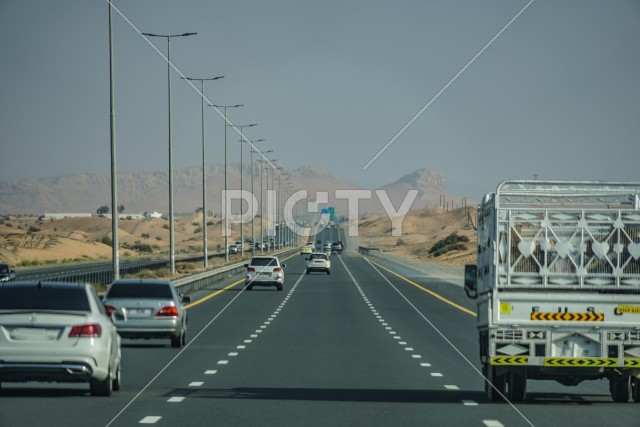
xmin=610 ymin=373 xmax=630 ymax=403
xmin=504 ymin=370 xmax=526 ymax=402
xmin=484 ymin=362 xmax=505 ymax=402
xmin=631 ymin=377 xmax=640 ymax=403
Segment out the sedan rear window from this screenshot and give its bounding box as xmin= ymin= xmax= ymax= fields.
xmin=310 ymin=254 xmax=327 ymax=260
xmin=0 ymin=286 xmax=90 ymax=311
xmin=106 ymin=283 xmax=173 ymax=299
xmin=250 ymin=258 xmax=278 ymax=267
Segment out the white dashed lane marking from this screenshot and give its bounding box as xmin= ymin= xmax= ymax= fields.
xmin=139 ymin=416 xmax=162 ymax=424
xmin=462 ymin=400 xmax=478 ymax=406
xmin=205 ymin=370 xmax=217 ymax=375
xmin=189 ymin=382 xmax=204 ymax=387
xmin=483 ymin=421 xmax=504 ymax=427
xmin=217 ymin=360 xmax=229 ymax=365
xmin=167 ymin=397 xmax=185 ymax=403
xmin=444 ymin=385 xmax=459 ymax=390
xmin=431 ymin=373 xmax=443 ymax=377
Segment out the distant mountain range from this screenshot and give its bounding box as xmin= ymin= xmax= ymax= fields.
xmin=0 ymin=166 xmax=466 ymax=215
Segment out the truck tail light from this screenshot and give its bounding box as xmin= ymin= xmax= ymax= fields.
xmin=69 ymin=324 xmax=102 ymax=338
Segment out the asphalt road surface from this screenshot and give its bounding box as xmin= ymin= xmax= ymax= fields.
xmin=1 ymin=227 xmax=638 ymax=427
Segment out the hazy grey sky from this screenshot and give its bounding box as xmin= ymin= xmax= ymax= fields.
xmin=1 ymin=0 xmax=639 ymax=202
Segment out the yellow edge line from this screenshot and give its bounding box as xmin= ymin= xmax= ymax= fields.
xmin=184 ymin=251 xmax=299 ymax=309
xmin=366 ymin=258 xmax=476 ymax=317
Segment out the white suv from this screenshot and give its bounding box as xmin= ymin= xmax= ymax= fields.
xmin=245 ymin=256 xmax=285 ymax=291
xmin=306 ymin=252 xmax=331 ymax=275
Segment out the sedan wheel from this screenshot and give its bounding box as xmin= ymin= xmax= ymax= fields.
xmin=171 ymin=331 xmax=184 ymax=348
xmin=112 ymin=364 xmax=121 ymax=391
xmin=90 ymin=369 xmax=113 ymax=396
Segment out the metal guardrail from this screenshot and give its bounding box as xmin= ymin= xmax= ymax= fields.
xmin=171 ymin=247 xmax=299 ymax=294
xmin=358 ymin=246 xmax=381 ymax=253
xmin=14 ymin=247 xmax=299 ymax=289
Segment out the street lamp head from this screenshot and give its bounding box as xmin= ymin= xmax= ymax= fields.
xmin=210 ymin=104 xmax=243 ymax=108
xmin=141 ymin=32 xmax=197 ymax=38
xmin=183 ymin=76 xmax=225 ymax=81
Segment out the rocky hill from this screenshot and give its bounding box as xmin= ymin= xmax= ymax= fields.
xmin=0 ymin=165 xmax=465 ymax=215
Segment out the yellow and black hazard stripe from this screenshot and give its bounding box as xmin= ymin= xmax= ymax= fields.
xmin=624 ymin=359 xmax=640 ymax=368
xmin=544 ymin=358 xmax=617 ymax=367
xmin=531 ymin=312 xmax=604 ymax=322
xmin=491 ymin=356 xmax=529 ymax=365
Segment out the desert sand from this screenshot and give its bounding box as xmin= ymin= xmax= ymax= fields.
xmin=0 ymin=207 xmax=477 ymax=270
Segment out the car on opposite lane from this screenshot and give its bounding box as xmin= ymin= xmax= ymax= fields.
xmin=0 ymin=264 xmax=15 ymax=282
xmin=0 ymin=281 xmax=122 ymax=396
xmin=245 ymin=256 xmax=286 ymax=291
xmin=306 ymin=252 xmax=331 ymax=275
xmin=102 ymin=279 xmax=190 ymax=348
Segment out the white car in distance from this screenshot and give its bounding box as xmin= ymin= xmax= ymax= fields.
xmin=306 ymin=252 xmax=331 ymax=275
xmin=245 ymin=256 xmax=285 ymax=291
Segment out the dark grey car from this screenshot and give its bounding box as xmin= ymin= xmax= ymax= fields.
xmin=102 ymin=279 xmax=190 ymax=348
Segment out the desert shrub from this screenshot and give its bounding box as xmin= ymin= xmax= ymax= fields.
xmin=100 ymin=235 xmax=113 ymax=246
xmin=155 ymin=236 xmax=162 ymax=241
xmin=131 ymin=241 xmax=153 ymax=253
xmin=141 ymin=233 xmax=150 ymax=239
xmin=429 ymin=233 xmax=470 ymax=257
xmin=194 ymin=227 xmax=202 ymax=234
xmin=162 ymin=224 xmax=169 ymax=230
xmin=207 ymin=221 xmax=214 ymax=226
xmin=396 ymin=239 xmax=405 ymax=246
xmin=29 ymin=226 xmax=40 ymax=233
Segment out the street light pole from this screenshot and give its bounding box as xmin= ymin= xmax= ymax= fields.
xmin=142 ymin=31 xmax=197 ymax=275
xmin=232 ymin=123 xmax=257 ymax=257
xmin=252 ymin=149 xmax=272 ymax=255
xmin=182 ymin=76 xmax=224 ymax=269
xmin=108 ymin=0 xmax=119 ymax=281
xmin=246 ymin=139 xmax=265 ymax=255
xmin=211 ymin=104 xmax=242 ymax=262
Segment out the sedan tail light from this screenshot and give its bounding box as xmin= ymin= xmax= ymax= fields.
xmin=247 ymin=267 xmax=255 ymax=272
xmin=273 ymin=267 xmax=282 ymax=272
xmin=69 ymin=324 xmax=102 ymax=338
xmin=104 ymin=305 xmax=117 ymax=317
xmin=156 ymin=306 xmax=179 ymax=317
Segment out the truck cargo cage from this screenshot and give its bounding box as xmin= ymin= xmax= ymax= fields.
xmin=480 ymin=181 xmax=640 ymax=291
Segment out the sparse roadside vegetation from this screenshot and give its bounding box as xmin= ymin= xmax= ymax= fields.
xmin=428 ymin=232 xmax=470 ymax=257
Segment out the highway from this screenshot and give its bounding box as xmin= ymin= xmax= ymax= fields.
xmin=0 ymin=226 xmax=638 ymax=427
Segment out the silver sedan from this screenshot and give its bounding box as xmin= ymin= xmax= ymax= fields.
xmin=102 ymin=279 xmax=189 ymax=348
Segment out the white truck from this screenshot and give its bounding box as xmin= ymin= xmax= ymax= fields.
xmin=464 ymin=180 xmax=640 ymax=402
